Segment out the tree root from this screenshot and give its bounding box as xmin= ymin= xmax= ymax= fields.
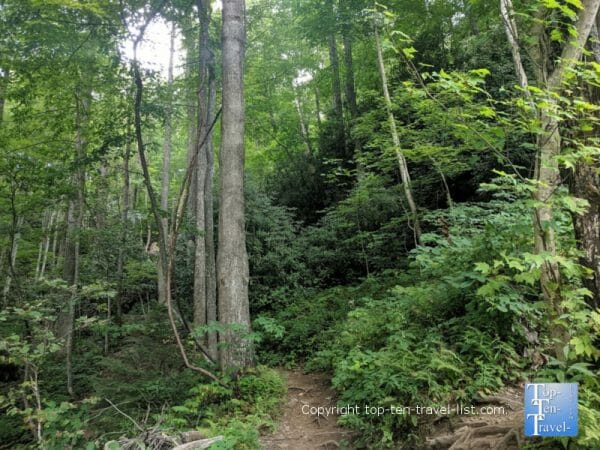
xmin=427 ymin=424 xmax=522 ymax=450
xmin=103 ymin=431 xmax=223 ymax=450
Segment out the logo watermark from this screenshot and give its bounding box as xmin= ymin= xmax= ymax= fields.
xmin=524 ymin=383 xmax=578 ymax=437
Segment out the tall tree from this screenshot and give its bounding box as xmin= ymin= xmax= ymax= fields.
xmin=60 ymin=86 xmax=89 ymax=396
xmin=569 ymin=16 xmax=600 ymax=308
xmin=218 ymin=0 xmax=253 ymax=370
xmin=194 ymin=0 xmax=218 ymax=360
xmin=158 ymin=23 xmax=176 ymax=305
xmin=326 ymin=0 xmax=344 ymax=145
xmin=0 ymin=69 xmax=7 ymax=124
xmin=501 ymin=0 xmax=600 ymax=358
xmin=374 ymin=18 xmax=422 ymax=245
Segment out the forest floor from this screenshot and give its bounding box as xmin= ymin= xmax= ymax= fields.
xmin=261 ymin=369 xmax=524 ymax=450
xmin=261 ymin=369 xmax=355 ymax=450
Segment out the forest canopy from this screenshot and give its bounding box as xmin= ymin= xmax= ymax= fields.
xmin=1 ymin=0 xmax=599 ymax=449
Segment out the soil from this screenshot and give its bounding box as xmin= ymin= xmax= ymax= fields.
xmin=261 ymin=369 xmax=354 ymax=450
xmin=262 ymin=370 xmax=524 ymax=450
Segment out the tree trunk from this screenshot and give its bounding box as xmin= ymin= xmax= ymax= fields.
xmin=218 ymin=0 xmax=253 ymax=371
xmin=204 ymin=39 xmax=218 ymax=360
xmin=130 ymin=11 xmax=222 ymax=383
xmin=51 ymin=210 xmax=60 ymax=271
xmin=569 ymin=34 xmax=600 ymax=308
xmin=193 ymin=0 xmax=211 ymax=334
xmin=502 ymin=0 xmax=600 ymax=360
xmin=570 ymin=160 xmax=600 ymax=309
xmin=2 ymin=215 xmax=23 ymax=304
xmin=186 ymin=33 xmax=199 ymax=219
xmin=328 ymin=32 xmax=343 ymax=120
xmin=326 ymin=0 xmax=343 ymax=125
xmin=158 ymin=23 xmax=176 ymax=305
xmin=315 ymin=85 xmax=322 ymax=131
xmin=293 ymin=87 xmax=312 ymax=155
xmin=342 ymin=27 xmax=358 ymax=120
xmin=500 ymin=0 xmax=530 ymax=94
xmin=60 ymin=88 xmax=88 ymax=396
xmin=374 ymin=25 xmax=421 ymax=246
xmin=533 ymin=105 xmax=568 ymax=359
xmin=0 ymin=68 xmax=7 ymax=124
xmin=116 ymin=118 xmax=131 ymax=321
xmin=39 ymin=209 xmax=55 ymax=280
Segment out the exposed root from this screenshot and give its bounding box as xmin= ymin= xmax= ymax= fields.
xmin=103 ymin=431 xmax=223 ymax=450
xmin=427 ymin=424 xmax=521 ymax=450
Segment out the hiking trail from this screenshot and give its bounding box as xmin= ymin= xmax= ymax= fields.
xmin=261 ymin=369 xmax=354 ymax=450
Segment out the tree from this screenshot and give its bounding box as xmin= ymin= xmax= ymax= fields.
xmin=373 ymin=12 xmax=421 ymax=245
xmin=158 ymin=22 xmax=176 ymax=305
xmin=501 ymin=0 xmax=600 ymax=359
xmin=193 ymin=0 xmax=218 ymax=360
xmin=218 ymin=0 xmax=254 ymax=370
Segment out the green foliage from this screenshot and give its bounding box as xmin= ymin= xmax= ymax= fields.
xmin=259 ymin=187 xmax=569 ymax=445
xmin=255 ymin=275 xmax=398 ymax=367
xmin=164 ymin=366 xmax=285 ymax=449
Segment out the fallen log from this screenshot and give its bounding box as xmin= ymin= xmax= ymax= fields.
xmin=171 ymin=436 xmax=224 ymax=449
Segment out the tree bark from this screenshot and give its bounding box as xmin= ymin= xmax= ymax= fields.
xmin=500 ymin=0 xmax=530 ymax=94
xmin=315 ymin=85 xmax=322 ymax=131
xmin=502 ymin=0 xmax=600 ymax=359
xmin=293 ymin=87 xmax=312 ymax=155
xmin=39 ymin=209 xmax=55 ymax=280
xmin=2 ymin=215 xmax=23 ymax=304
xmin=193 ymin=0 xmax=211 ymax=335
xmin=204 ymin=44 xmax=218 ymax=360
xmin=342 ymin=27 xmax=358 ymax=120
xmin=0 ymin=68 xmax=7 ymax=124
xmin=116 ymin=118 xmax=131 ymax=321
xmin=570 ymin=160 xmax=600 ymax=309
xmin=569 ymin=29 xmax=600 ymax=308
xmin=129 ymin=6 xmax=222 ymax=383
xmin=218 ymin=0 xmax=253 ymax=371
xmin=60 ymin=88 xmax=89 ymax=396
xmin=186 ymin=31 xmax=199 ymax=219
xmin=328 ymin=31 xmax=343 ymax=121
xmin=374 ymin=25 xmax=421 ymax=245
xmin=158 ymin=23 xmax=176 ymax=305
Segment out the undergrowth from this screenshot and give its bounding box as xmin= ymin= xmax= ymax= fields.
xmin=257 ymin=192 xmax=600 ymax=449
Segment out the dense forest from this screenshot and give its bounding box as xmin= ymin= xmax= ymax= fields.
xmin=1 ymin=0 xmax=600 ymax=448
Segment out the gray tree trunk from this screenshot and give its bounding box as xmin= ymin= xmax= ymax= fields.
xmin=218 ymin=0 xmax=253 ymax=371
xmin=204 ymin=48 xmax=218 ymax=360
xmin=39 ymin=210 xmax=56 ymax=280
xmin=502 ymin=0 xmax=600 ymax=359
xmin=116 ymin=119 xmax=131 ymax=320
xmin=0 ymin=68 xmax=7 ymax=124
xmin=342 ymin=28 xmax=358 ymax=119
xmin=2 ymin=215 xmax=23 ymax=304
xmin=328 ymin=31 xmax=343 ymax=121
xmin=293 ymin=87 xmax=312 ymax=155
xmin=374 ymin=25 xmax=421 ymax=245
xmin=186 ymin=32 xmax=199 ymax=219
xmin=193 ymin=0 xmax=211 ymax=336
xmin=158 ymin=23 xmax=176 ymax=305
xmin=315 ymin=85 xmax=322 ymax=131
xmin=60 ymin=89 xmax=89 ymax=396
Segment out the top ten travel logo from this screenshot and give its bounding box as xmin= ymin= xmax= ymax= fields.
xmin=524 ymin=383 xmax=578 ymax=437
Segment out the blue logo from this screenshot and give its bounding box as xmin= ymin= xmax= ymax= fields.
xmin=524 ymin=383 xmax=578 ymax=437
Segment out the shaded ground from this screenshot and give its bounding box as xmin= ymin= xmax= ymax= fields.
xmin=261 ymin=369 xmax=354 ymax=450
xmin=262 ymin=370 xmax=524 ymax=450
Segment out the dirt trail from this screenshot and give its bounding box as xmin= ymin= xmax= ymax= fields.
xmin=261 ymin=369 xmax=354 ymax=450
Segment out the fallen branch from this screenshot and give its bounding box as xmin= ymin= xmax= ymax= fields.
xmin=171 ymin=436 xmax=224 ymax=450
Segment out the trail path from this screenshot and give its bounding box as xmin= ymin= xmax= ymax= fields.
xmin=261 ymin=369 xmax=353 ymax=450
